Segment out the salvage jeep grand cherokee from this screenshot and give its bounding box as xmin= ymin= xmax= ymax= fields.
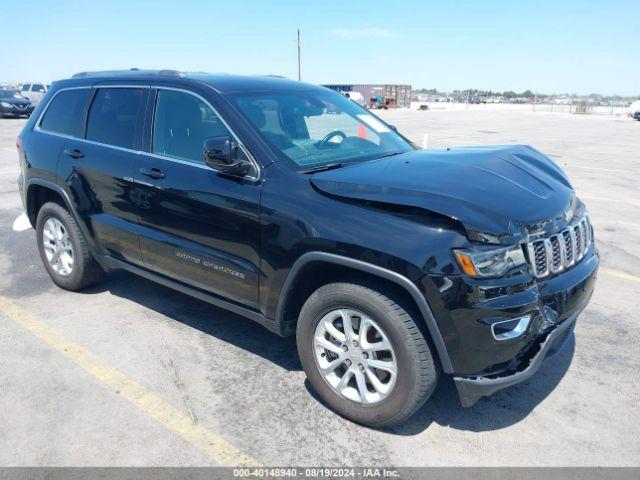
xmin=16 ymin=70 xmax=598 ymax=427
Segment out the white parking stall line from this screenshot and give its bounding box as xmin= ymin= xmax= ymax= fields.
xmin=566 ymin=165 xmax=633 ymax=174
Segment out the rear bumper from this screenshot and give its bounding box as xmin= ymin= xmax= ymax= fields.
xmin=454 ymin=309 xmax=578 ymax=407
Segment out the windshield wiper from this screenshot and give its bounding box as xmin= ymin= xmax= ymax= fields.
xmin=299 ymin=162 xmax=347 ymax=174
xmin=373 ymin=151 xmax=404 ymax=160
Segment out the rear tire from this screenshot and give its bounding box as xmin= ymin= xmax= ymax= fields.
xmin=36 ymin=202 xmax=104 ymax=291
xmin=297 ymin=282 xmax=439 ymax=427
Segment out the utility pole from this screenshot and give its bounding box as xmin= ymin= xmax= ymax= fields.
xmin=297 ymin=29 xmax=302 ymax=81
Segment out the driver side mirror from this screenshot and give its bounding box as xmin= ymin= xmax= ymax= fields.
xmin=203 ymin=136 xmax=252 ymax=177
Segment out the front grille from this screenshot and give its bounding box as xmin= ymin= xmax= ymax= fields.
xmin=550 ymin=235 xmax=562 ymax=271
xmin=527 ymin=216 xmax=593 ymax=278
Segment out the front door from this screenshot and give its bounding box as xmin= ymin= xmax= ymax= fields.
xmin=133 ymin=88 xmax=262 ymax=309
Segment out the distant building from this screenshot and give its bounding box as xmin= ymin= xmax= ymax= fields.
xmin=323 ymin=84 xmax=412 ymax=108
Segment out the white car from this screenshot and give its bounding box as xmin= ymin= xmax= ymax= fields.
xmin=20 ymin=83 xmax=49 ymax=106
xmin=628 ymin=100 xmax=640 ymax=119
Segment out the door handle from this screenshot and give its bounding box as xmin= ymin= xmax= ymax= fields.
xmin=139 ymin=167 xmax=166 ymax=180
xmin=63 ymin=148 xmax=84 ymax=159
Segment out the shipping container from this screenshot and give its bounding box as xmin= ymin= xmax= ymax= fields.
xmin=323 ymin=84 xmax=412 ymax=108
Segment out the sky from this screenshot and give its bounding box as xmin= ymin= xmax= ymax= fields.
xmin=4 ymin=0 xmax=639 ymax=95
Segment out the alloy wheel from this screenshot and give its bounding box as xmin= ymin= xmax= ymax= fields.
xmin=313 ymin=308 xmax=397 ymax=404
xmin=42 ymin=217 xmax=74 ymax=276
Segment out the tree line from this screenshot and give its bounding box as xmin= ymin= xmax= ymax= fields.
xmin=414 ymin=88 xmax=639 ymax=101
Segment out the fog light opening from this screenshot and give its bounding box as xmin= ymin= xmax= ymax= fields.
xmin=491 ymin=315 xmax=531 ymax=341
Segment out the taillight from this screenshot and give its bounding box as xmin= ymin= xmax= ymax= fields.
xmin=16 ymin=136 xmax=22 ymax=151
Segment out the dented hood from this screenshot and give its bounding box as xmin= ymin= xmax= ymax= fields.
xmin=310 ymin=145 xmax=576 ymax=243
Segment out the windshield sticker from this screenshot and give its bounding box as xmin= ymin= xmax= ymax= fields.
xmin=357 ymin=115 xmax=390 ymax=133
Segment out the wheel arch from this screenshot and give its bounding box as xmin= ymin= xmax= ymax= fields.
xmin=275 ymin=252 xmax=454 ymax=373
xmin=26 ymin=179 xmax=97 ymax=253
xmin=26 ymin=180 xmax=68 ymax=226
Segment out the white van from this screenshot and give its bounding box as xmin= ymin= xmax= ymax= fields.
xmin=20 ymin=83 xmax=49 ymax=106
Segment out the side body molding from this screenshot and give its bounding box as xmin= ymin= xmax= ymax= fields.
xmin=275 ymin=252 xmax=454 ymax=373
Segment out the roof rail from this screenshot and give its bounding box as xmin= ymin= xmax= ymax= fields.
xmin=71 ymin=69 xmax=184 ymax=78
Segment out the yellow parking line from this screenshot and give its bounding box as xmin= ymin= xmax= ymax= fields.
xmin=0 ymin=295 xmax=260 ymax=467
xmin=600 ymin=268 xmax=640 ymax=284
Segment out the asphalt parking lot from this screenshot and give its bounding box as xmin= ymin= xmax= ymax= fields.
xmin=0 ymin=107 xmax=638 ymax=467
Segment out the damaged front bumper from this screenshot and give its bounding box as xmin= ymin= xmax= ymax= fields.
xmin=454 ymin=309 xmax=579 ymax=407
xmin=422 ymin=240 xmax=598 ymax=407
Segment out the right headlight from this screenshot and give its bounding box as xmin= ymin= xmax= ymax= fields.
xmin=0 ymin=102 xmax=12 ymax=108
xmin=454 ymin=245 xmax=526 ymax=278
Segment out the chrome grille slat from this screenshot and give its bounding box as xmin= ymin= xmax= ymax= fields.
xmin=581 ymin=218 xmax=590 ymax=252
xmin=533 ymin=245 xmax=543 ymax=271
xmin=574 ymin=226 xmax=581 ymax=260
xmin=562 ymin=230 xmax=574 ymax=266
xmin=549 ymin=234 xmax=564 ymax=273
xmin=527 ymin=216 xmax=592 ymax=278
xmin=569 ymin=227 xmax=578 ymax=263
xmin=543 ymin=238 xmax=553 ymax=274
xmin=529 ymin=240 xmax=548 ymax=277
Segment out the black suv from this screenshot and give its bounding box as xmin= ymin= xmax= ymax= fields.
xmin=17 ymin=70 xmax=598 ymax=427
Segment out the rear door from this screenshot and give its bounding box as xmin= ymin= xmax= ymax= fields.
xmin=32 ymin=87 xmax=92 ymax=186
xmin=133 ymin=87 xmax=262 ymax=309
xmin=56 ymin=85 xmax=148 ymax=265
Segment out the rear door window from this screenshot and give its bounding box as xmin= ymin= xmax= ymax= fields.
xmin=39 ymin=89 xmax=92 ymax=137
xmin=32 ymin=84 xmax=46 ymax=93
xmin=86 ymin=88 xmax=146 ymax=150
xmin=21 ymin=84 xmax=30 ymax=92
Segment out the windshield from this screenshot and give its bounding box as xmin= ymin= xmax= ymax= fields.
xmin=229 ymin=89 xmax=413 ymax=169
xmin=0 ymin=90 xmax=22 ymax=99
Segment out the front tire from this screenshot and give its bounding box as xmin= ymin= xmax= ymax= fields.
xmin=297 ymin=282 xmax=439 ymax=427
xmin=36 ymin=202 xmax=104 ymax=291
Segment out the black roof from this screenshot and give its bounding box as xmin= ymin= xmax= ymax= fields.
xmin=63 ymin=69 xmax=324 ymax=94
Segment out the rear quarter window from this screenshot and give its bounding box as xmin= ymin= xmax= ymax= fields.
xmin=86 ymin=88 xmax=146 ymax=150
xmin=39 ymin=89 xmax=92 ymax=137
